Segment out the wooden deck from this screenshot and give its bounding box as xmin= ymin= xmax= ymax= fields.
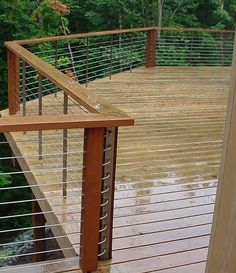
xmin=2 ymin=66 xmax=231 ymax=272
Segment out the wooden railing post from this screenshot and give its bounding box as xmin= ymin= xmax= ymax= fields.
xmin=7 ymin=49 xmax=20 ymax=115
xmin=80 ymin=127 xmax=105 ymax=273
xmin=146 ymin=29 xmax=157 ymax=68
xmin=32 ymin=193 xmax=46 ymax=262
xmin=99 ymin=127 xmax=118 ymax=260
xmin=205 ymin=32 xmax=236 ymax=273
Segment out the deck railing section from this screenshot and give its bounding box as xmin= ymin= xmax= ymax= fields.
xmin=1 ymin=26 xmax=235 ymax=273
xmin=27 ymin=32 xmax=148 ymax=85
xmin=11 ymin=49 xmax=89 ymax=201
xmin=156 ymin=29 xmax=234 ymax=66
xmin=0 ymin=117 xmax=130 ymax=272
xmin=19 ymin=60 xmax=86 ymax=115
xmin=21 ymin=27 xmax=235 ymax=88
xmin=3 ymin=36 xmax=133 ymax=273
xmin=0 ymin=128 xmax=82 ymax=270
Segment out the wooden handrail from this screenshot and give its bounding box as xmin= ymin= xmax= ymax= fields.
xmin=5 ymin=41 xmax=131 ymax=118
xmin=14 ymin=26 xmax=235 ymax=45
xmin=0 ymin=114 xmax=134 ymax=132
xmin=16 ymin=27 xmax=156 ymax=45
xmin=157 ymin=26 xmax=235 ymax=34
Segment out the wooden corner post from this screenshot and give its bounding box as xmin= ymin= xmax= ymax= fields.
xmin=99 ymin=127 xmax=118 ymax=261
xmin=205 ymin=32 xmax=236 ymax=273
xmin=146 ymin=29 xmax=157 ymax=68
xmin=80 ymin=127 xmax=105 ymax=273
xmin=7 ymin=49 xmax=20 ymax=115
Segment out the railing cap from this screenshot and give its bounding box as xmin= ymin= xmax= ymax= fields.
xmin=11 ymin=26 xmax=235 ymax=45
xmin=0 ymin=114 xmax=134 ymax=133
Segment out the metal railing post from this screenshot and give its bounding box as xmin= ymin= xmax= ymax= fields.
xmin=189 ymin=33 xmax=194 ymax=65
xmin=130 ymin=36 xmax=134 ymax=73
xmin=85 ymin=37 xmax=89 ymax=87
xmin=22 ymin=61 xmax=26 ymax=116
xmin=7 ymin=49 xmax=20 ymax=115
xmin=54 ymin=41 xmax=58 ymax=69
xmin=146 ymin=29 xmax=157 ymax=68
xmin=221 ymin=33 xmax=225 ymax=66
xmin=38 ymin=74 xmax=43 ymax=160
xmin=62 ymin=93 xmax=68 ymax=197
xmin=80 ymin=127 xmax=105 ymax=273
xmin=99 ymin=127 xmax=118 ymax=260
xmin=54 ymin=41 xmax=58 ymax=97
xmin=109 ymin=36 xmax=113 ymax=80
xmin=119 ymin=33 xmax=123 ymax=72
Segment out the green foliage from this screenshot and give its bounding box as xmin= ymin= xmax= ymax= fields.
xmin=33 ymin=0 xmax=69 ymax=37
xmin=0 ymin=134 xmax=32 ymax=242
xmin=160 ymin=0 xmax=200 ymax=27
xmin=0 ymin=252 xmax=12 ymax=267
xmin=68 ymin=0 xmax=235 ymax=32
xmin=0 ymin=173 xmax=11 ymax=187
xmin=197 ymin=0 xmax=236 ymax=29
xmin=57 ymin=56 xmax=72 ymax=69
xmin=0 ymin=0 xmax=70 ymax=110
xmin=0 ymin=0 xmax=235 ymax=109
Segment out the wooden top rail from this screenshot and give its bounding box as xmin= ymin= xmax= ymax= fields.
xmin=5 ymin=41 xmax=131 ymax=119
xmin=14 ymin=27 xmax=235 ymax=45
xmin=0 ymin=114 xmax=134 ymax=132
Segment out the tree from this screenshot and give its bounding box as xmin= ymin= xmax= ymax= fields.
xmin=0 ymin=173 xmax=11 ymax=187
xmin=0 ymin=0 xmax=71 ymax=110
xmin=0 ymin=1 xmax=71 ymax=238
xmin=196 ymin=0 xmax=235 ymax=29
xmin=158 ymin=0 xmax=164 ymax=28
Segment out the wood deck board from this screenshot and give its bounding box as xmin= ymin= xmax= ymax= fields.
xmin=1 ymin=66 xmax=231 ymax=272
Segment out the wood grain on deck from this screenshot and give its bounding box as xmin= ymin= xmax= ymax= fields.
xmin=2 ymin=66 xmax=231 ymax=272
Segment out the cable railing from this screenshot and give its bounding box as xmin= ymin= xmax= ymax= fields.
xmin=0 ymin=131 xmax=80 ymax=267
xmin=2 ymin=29 xmax=134 ymax=273
xmin=1 ymin=26 xmax=234 ymax=273
xmin=22 ymin=27 xmax=235 ymax=87
xmin=156 ymin=30 xmax=234 ymax=66
xmin=27 ymin=32 xmax=147 ymax=86
xmin=0 ymin=125 xmax=120 ymax=266
xmin=0 ymin=117 xmax=132 ymax=272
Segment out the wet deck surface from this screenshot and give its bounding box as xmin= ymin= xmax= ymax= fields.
xmin=90 ymin=67 xmax=230 ymax=187
xmin=88 ymin=66 xmax=230 ymax=272
xmin=2 ymin=66 xmax=231 ymax=272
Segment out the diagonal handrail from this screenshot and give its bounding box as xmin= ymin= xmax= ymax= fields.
xmin=5 ymin=41 xmax=131 ymax=119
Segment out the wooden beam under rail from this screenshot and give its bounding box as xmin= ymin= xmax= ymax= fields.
xmin=14 ymin=27 xmax=235 ymax=45
xmin=0 ymin=114 xmax=134 ymax=132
